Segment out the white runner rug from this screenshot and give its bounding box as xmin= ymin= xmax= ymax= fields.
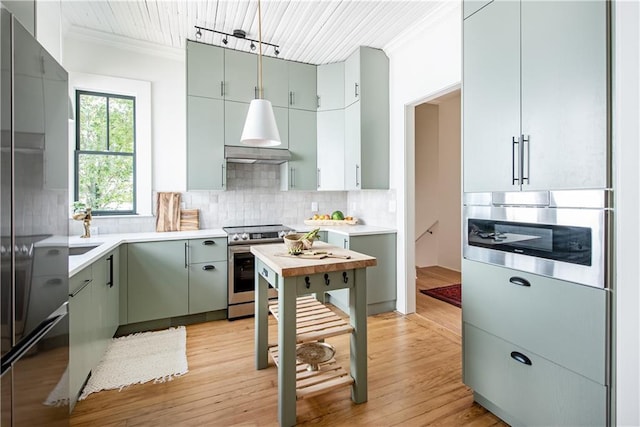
xmin=80 ymin=326 xmax=188 ymax=400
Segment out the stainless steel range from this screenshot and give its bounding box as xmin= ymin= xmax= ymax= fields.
xmin=223 ymin=224 xmax=294 ymax=319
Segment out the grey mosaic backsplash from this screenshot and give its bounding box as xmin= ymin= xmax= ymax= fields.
xmin=69 ymin=163 xmax=397 ymax=235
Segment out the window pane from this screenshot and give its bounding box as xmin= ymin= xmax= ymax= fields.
xmin=109 ymin=97 xmax=134 ymax=152
xmin=77 ymin=153 xmax=134 ymax=212
xmin=79 ymin=94 xmax=107 ymax=151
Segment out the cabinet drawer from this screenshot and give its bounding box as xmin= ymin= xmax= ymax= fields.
xmin=463 ymin=323 xmax=606 ymax=426
xmin=32 ymin=246 xmax=68 ymax=276
xmin=70 ymin=265 xmax=92 ymax=296
xmin=189 ymin=261 xmax=227 ymax=314
xmin=189 ymin=238 xmax=226 ymax=263
xmin=462 ymin=259 xmax=607 ymax=384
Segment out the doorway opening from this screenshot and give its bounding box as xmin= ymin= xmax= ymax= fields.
xmin=413 ymin=88 xmax=461 ymax=336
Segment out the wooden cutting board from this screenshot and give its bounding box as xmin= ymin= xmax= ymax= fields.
xmin=156 ymin=192 xmax=181 ymax=232
xmin=179 ymin=209 xmax=199 ymax=231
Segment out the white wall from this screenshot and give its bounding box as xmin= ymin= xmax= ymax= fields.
xmin=437 ymin=92 xmax=461 ymax=270
xmin=415 ymin=103 xmax=439 ymax=266
xmin=385 ymin=2 xmax=462 ymax=314
xmin=63 ymin=29 xmax=186 ymax=194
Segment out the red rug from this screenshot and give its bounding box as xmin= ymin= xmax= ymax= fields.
xmin=420 ymin=284 xmax=461 ymax=308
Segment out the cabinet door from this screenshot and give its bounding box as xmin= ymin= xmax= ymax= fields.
xmin=91 ymin=254 xmax=108 ymax=364
xmin=286 ymin=109 xmax=317 ymax=190
xmin=317 ymin=62 xmax=344 ymax=111
xmin=317 ymin=109 xmax=345 ymax=190
xmin=349 ymin=234 xmax=396 ymax=307
xmin=262 ymin=56 xmax=289 ymax=108
xmin=273 ymin=106 xmax=289 ymax=149
xmin=189 ymin=261 xmax=227 ymax=314
xmin=464 ymin=323 xmax=606 ymax=426
xmin=344 ymin=48 xmax=360 ymax=107
xmin=187 ymin=41 xmax=224 ymax=99
xmin=521 ymin=1 xmax=607 ymax=190
xmin=344 ymin=102 xmax=361 ymax=190
xmin=224 ymin=100 xmax=249 ymax=147
xmin=288 ymin=61 xmax=317 ymax=111
xmin=128 ymin=241 xmax=188 ymax=323
xmin=463 ymin=0 xmax=520 ymax=192
xmin=224 ymin=49 xmax=257 ymax=103
xmin=69 ymin=266 xmax=92 ymax=405
xmin=187 ymin=96 xmax=225 ymax=190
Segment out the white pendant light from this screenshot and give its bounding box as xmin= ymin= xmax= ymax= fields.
xmin=241 ymin=0 xmax=281 ymax=147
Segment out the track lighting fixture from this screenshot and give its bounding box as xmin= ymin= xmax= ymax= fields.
xmin=193 ymin=25 xmax=280 ymax=56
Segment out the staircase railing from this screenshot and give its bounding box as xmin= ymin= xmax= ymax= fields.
xmin=416 ymin=220 xmax=438 ymax=241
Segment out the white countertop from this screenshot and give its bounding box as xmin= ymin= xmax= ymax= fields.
xmin=288 ymin=223 xmax=397 ymax=236
xmin=69 ymin=229 xmax=226 ymax=277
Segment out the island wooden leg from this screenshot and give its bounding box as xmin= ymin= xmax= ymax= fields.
xmin=255 ymin=271 xmax=269 ymax=370
xmin=349 ymin=267 xmax=368 ymax=404
xmin=278 ymin=275 xmax=297 ymax=427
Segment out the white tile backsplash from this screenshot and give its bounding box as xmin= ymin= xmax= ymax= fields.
xmin=68 ymin=164 xmax=396 ymax=235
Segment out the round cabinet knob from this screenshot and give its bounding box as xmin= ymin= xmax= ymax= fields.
xmin=232 ymin=234 xmax=240 ymax=241
xmin=241 ymin=233 xmax=249 ymax=240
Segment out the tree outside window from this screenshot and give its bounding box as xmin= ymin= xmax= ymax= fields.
xmin=75 ymin=91 xmax=136 ymax=215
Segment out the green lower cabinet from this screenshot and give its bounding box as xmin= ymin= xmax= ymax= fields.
xmin=463 ymin=323 xmax=606 ymax=426
xmin=188 ymin=261 xmax=227 ymax=314
xmin=127 ymin=240 xmax=189 ymax=323
xmin=127 ymin=238 xmax=228 ymax=323
xmin=69 ymin=266 xmax=93 ymax=408
xmin=325 ymin=231 xmax=396 ymax=315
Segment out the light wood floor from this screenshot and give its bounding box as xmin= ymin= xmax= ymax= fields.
xmin=70 ymin=308 xmax=505 ymax=426
xmin=416 ymin=266 xmax=462 ymax=336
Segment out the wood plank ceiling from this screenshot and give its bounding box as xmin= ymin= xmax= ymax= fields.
xmin=60 ymin=0 xmax=447 ymax=64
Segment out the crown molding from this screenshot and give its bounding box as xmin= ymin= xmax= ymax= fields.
xmin=384 ymin=1 xmax=460 ymax=56
xmin=64 ymin=25 xmax=184 ymax=62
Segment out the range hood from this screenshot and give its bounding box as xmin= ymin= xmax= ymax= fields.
xmin=224 ymin=145 xmax=291 ymax=164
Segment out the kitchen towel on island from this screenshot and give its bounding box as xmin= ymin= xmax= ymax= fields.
xmin=156 ymin=192 xmax=181 ymax=232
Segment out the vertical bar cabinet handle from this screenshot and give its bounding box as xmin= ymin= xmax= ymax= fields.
xmin=220 ymin=81 xmax=224 ymax=97
xmin=512 ymin=136 xmax=519 ymax=185
xmin=184 ymin=242 xmax=188 ymax=269
xmin=522 ymin=134 xmax=530 ymax=185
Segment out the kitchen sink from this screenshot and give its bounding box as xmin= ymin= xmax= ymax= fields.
xmin=69 ymin=245 xmax=99 ymax=256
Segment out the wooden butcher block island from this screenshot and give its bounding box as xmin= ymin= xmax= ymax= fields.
xmin=252 ymin=242 xmax=377 ymax=427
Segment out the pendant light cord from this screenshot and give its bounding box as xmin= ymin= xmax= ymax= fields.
xmin=257 ymin=0 xmax=263 ymax=99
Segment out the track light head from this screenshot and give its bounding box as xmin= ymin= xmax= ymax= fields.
xmin=195 ymin=28 xmax=202 ymax=39
xmin=222 ymin=36 xmax=228 ymax=45
xmin=274 ymin=47 xmax=280 ymax=56
xmin=250 ymin=41 xmax=256 ymax=51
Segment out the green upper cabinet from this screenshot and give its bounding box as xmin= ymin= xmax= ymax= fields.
xmin=187 ymin=41 xmax=224 ymax=99
xmin=344 ymin=49 xmax=360 ymax=107
xmin=520 ymin=0 xmax=607 ymax=191
xmin=224 ymin=49 xmax=257 ymax=103
xmin=187 ymin=96 xmax=225 ymax=190
xmin=288 ymin=61 xmax=317 ymax=111
xmin=463 ymin=0 xmax=608 ymax=192
xmin=317 ymin=109 xmax=344 ymax=190
xmin=281 ymin=109 xmax=317 ymax=190
xmin=262 ymin=56 xmax=289 ymax=108
xmin=317 ymin=62 xmax=344 ymax=112
xmin=344 ymin=47 xmax=390 ymax=190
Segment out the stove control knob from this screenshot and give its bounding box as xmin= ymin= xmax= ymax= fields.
xmin=241 ymin=233 xmax=249 ymax=240
xmin=278 ymin=231 xmax=286 ymax=238
xmin=232 ymin=234 xmax=240 ymax=241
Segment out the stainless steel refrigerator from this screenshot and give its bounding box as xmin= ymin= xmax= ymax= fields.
xmin=1 ymin=8 xmax=69 ymax=426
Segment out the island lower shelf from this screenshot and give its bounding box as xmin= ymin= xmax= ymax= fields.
xmin=268 ymin=295 xmax=354 ymax=400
